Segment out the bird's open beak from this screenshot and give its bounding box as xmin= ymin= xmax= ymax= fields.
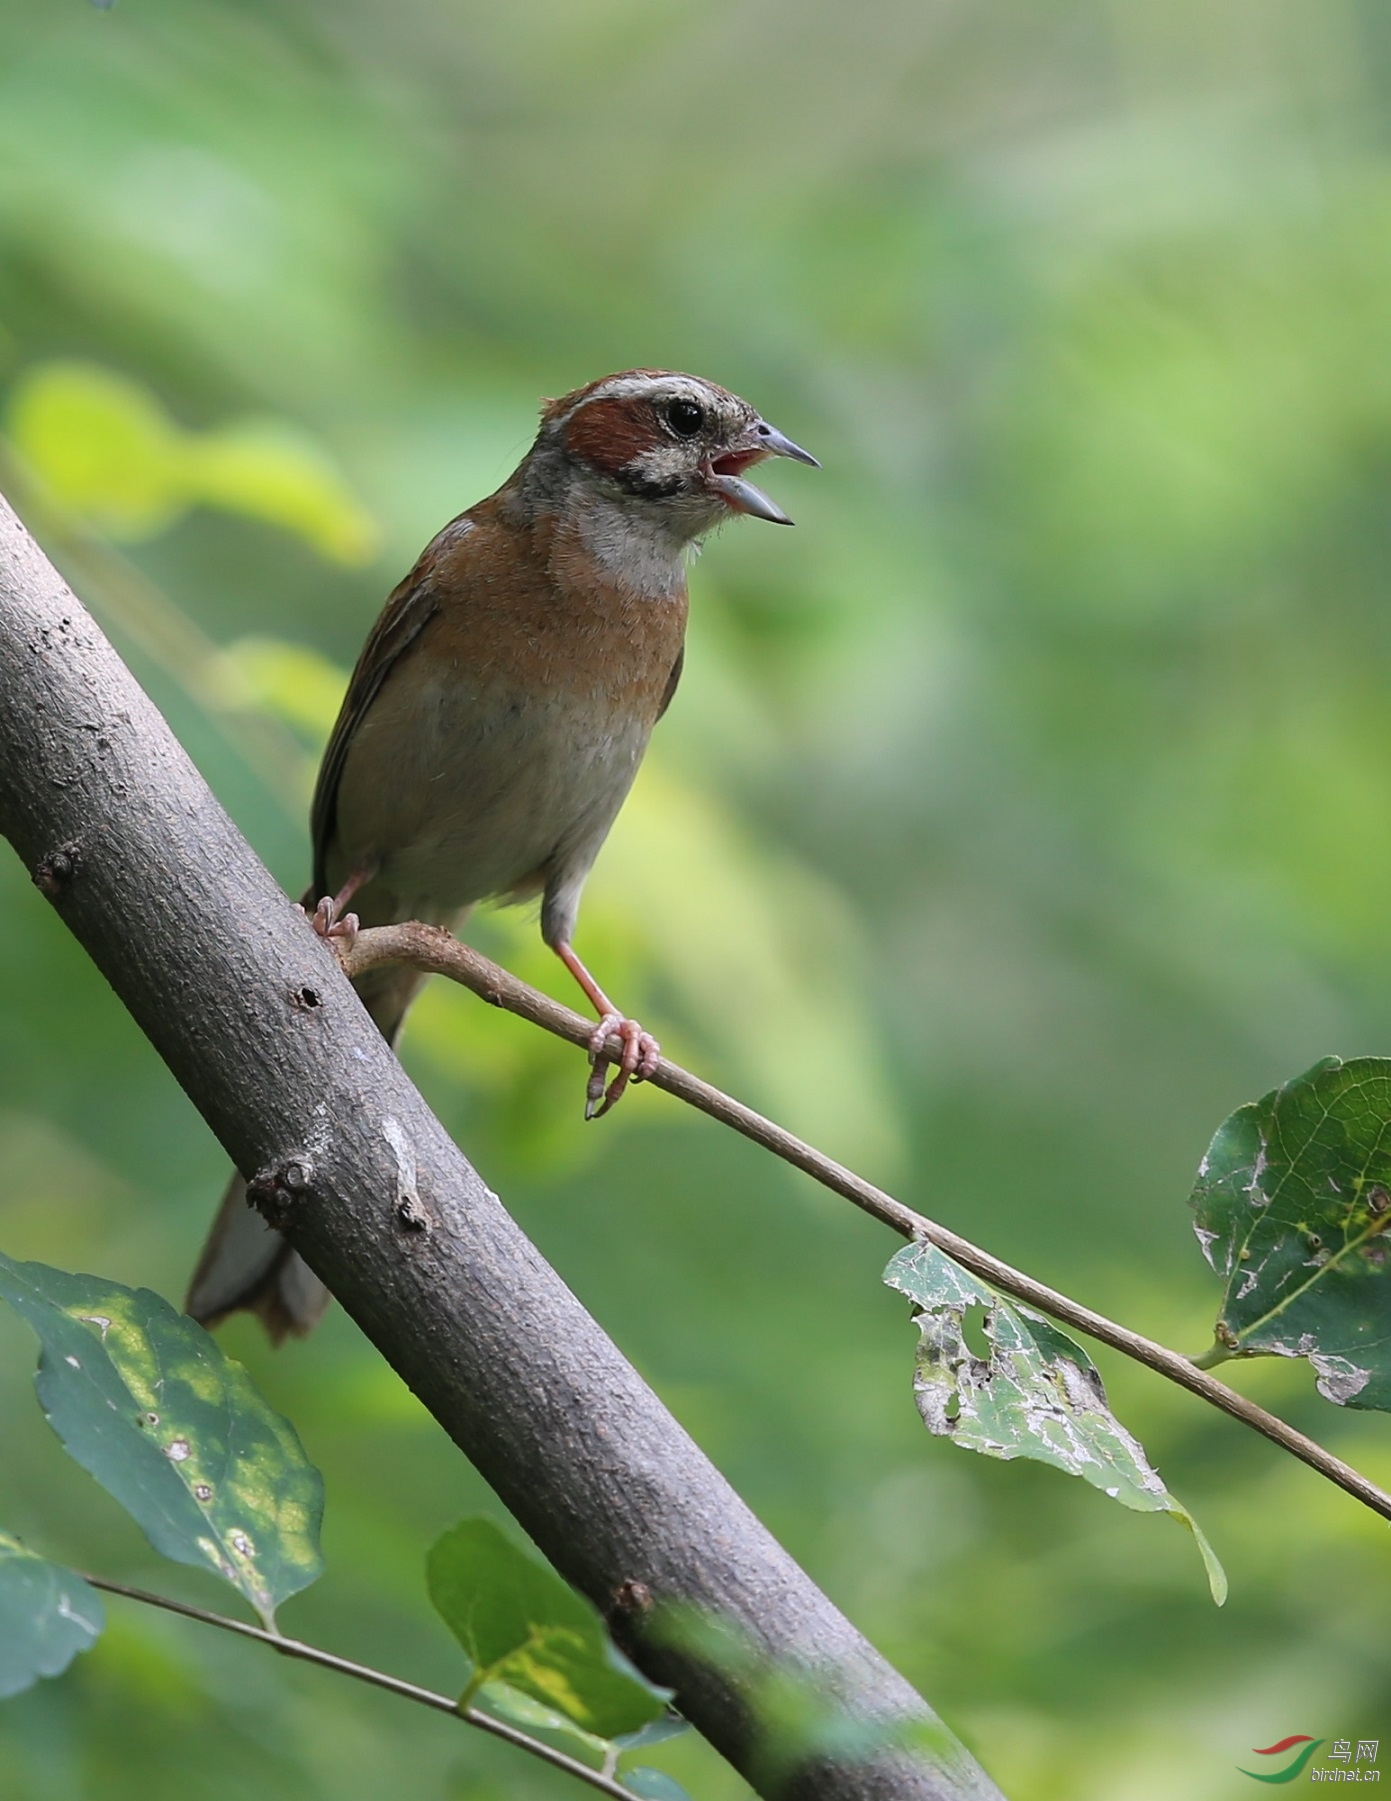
xmin=706 ymin=419 xmax=819 ymax=526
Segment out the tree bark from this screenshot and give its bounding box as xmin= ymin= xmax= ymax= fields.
xmin=0 ymin=495 xmax=1003 ymax=1801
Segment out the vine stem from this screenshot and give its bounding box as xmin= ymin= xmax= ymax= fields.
xmin=338 ymin=921 xmax=1391 ymax=1527
xmin=80 ymin=1572 xmax=638 ymax=1800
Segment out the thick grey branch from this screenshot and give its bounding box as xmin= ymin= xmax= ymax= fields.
xmin=0 ymin=495 xmax=1002 ymax=1801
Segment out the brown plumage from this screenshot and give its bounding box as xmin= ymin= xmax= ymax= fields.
xmin=186 ymin=369 xmax=816 ymax=1340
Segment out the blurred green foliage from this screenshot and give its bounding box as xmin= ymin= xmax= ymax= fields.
xmin=8 ymin=362 xmax=376 ymax=559
xmin=0 ymin=1 xmax=1389 ymax=1797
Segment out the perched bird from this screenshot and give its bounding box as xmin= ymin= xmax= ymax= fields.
xmin=186 ymin=369 xmax=817 ymax=1340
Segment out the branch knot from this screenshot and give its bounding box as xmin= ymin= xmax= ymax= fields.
xmin=33 ymin=839 xmax=81 ymax=897
xmin=246 ymin=1158 xmax=314 ymax=1227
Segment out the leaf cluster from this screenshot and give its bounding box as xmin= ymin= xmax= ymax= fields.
xmin=0 ymin=1257 xmax=685 ymax=1800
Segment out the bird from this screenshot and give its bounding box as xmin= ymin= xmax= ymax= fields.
xmin=185 ymin=368 xmax=817 ymax=1341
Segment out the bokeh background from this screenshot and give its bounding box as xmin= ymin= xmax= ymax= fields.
xmin=0 ymin=1 xmax=1388 ymax=1796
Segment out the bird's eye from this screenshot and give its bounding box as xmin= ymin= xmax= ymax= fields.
xmin=666 ymin=397 xmax=704 ymax=437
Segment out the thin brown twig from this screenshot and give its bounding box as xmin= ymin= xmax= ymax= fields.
xmin=338 ymin=920 xmax=1391 ymax=1527
xmin=81 ymin=1573 xmax=636 ymax=1799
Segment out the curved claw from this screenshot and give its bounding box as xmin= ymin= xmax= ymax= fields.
xmin=308 ymin=896 xmax=359 ymax=947
xmin=585 ymin=1013 xmax=660 ymax=1120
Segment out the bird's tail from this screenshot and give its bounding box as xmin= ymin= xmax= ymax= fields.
xmin=185 ymin=956 xmax=430 ymax=1342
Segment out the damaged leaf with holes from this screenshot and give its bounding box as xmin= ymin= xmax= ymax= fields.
xmin=884 ymin=1242 xmax=1225 ymax=1602
xmin=1191 ymin=1055 xmax=1391 ymax=1409
xmin=0 ymin=1255 xmax=323 ymax=1627
xmin=0 ymin=1531 xmax=104 ymax=1696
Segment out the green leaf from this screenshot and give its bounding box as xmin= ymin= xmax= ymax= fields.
xmin=612 ymin=1714 xmax=689 ymax=1751
xmin=1191 ymin=1056 xmax=1391 ymax=1408
xmin=885 ymin=1241 xmax=1227 ymax=1604
xmin=471 ymin=1682 xmax=612 ymax=1771
xmin=6 ymin=361 xmax=377 ymax=564
xmin=0 ymin=1255 xmax=323 ymax=1627
xmin=426 ymin=1517 xmax=668 ymax=1738
xmin=621 ymin=1770 xmax=693 ymax=1801
xmin=470 ymin=1686 xmax=688 ymax=1777
xmin=0 ymin=1532 xmax=104 ymax=1696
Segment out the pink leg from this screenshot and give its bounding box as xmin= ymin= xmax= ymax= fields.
xmin=553 ymin=941 xmax=660 ymax=1119
xmin=306 ymin=864 xmax=376 ymax=948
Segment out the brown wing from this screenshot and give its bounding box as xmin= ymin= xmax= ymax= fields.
xmin=310 ymin=561 xmax=442 ymax=896
xmin=656 ymin=645 xmax=684 ymax=721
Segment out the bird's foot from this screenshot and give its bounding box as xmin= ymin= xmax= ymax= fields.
xmin=586 ymin=1014 xmax=660 ymax=1120
xmin=301 ymin=894 xmax=360 ymax=948
xmin=301 ymin=866 xmax=376 ymax=948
